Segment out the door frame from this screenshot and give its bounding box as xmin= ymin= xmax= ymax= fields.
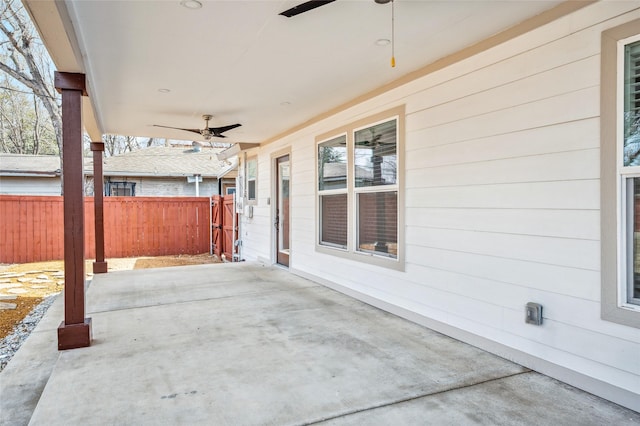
xmin=271 ymin=147 xmax=291 ymax=267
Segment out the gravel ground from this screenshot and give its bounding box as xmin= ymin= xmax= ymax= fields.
xmin=0 ymin=294 xmax=58 ymax=371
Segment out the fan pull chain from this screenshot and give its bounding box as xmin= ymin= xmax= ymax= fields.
xmin=391 ymin=0 xmax=396 ymax=67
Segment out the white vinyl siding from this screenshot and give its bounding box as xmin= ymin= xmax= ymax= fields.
xmin=0 ymin=177 xmax=61 ymax=195
xmin=242 ymin=2 xmax=640 ymax=411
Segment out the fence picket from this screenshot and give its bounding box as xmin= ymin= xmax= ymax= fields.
xmin=0 ymin=196 xmax=211 ymax=263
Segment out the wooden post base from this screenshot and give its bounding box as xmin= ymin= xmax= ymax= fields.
xmin=93 ymin=261 xmax=108 ymax=274
xmin=58 ymin=318 xmax=92 ymax=350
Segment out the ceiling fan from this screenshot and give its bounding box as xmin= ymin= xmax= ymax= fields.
xmin=279 ymin=0 xmax=391 ymax=18
xmin=280 ymin=0 xmax=396 ymax=67
xmin=154 ymin=114 xmax=241 ymax=140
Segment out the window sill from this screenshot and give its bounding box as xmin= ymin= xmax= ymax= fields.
xmin=602 ymin=303 xmax=640 ymax=329
xmin=316 ymin=244 xmax=404 ymax=272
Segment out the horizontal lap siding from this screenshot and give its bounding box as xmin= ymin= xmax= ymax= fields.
xmin=240 ymin=154 xmax=274 ymax=262
xmin=243 ymin=2 xmax=640 ymax=404
xmin=0 ymin=196 xmax=210 ymax=263
xmin=397 ymin=4 xmax=640 ymax=392
xmin=0 ymin=177 xmax=61 ymax=195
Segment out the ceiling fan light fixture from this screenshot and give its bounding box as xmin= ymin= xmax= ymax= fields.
xmin=180 ymin=0 xmax=202 ymax=10
xmin=374 ymin=0 xmax=392 ymax=4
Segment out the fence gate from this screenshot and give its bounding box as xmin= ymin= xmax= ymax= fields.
xmin=222 ymin=195 xmax=238 ymax=260
xmin=211 ymin=195 xmax=223 ymax=257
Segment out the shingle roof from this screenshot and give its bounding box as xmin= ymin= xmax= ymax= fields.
xmin=0 ymin=154 xmax=62 ymax=176
xmin=100 ymin=146 xmax=229 ymax=178
xmin=323 ymin=162 xmax=372 ymax=180
xmin=1 ymin=146 xmax=236 ymax=179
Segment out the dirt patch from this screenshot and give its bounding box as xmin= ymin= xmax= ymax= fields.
xmin=134 ymin=253 xmax=220 ymax=269
xmin=0 ymin=254 xmax=221 ymax=340
xmin=0 ymin=261 xmax=66 ymax=340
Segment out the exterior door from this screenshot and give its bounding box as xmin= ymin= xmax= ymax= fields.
xmin=275 ymin=155 xmax=290 ymax=267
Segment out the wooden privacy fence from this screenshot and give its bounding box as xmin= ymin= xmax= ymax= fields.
xmin=0 ymin=196 xmax=211 ymax=264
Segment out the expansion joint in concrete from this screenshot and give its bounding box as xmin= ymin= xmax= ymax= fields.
xmin=303 ymin=370 xmax=534 ymax=425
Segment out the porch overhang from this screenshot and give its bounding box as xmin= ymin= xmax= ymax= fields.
xmin=216 ymin=143 xmax=261 ymax=161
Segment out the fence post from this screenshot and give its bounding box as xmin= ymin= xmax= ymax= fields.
xmin=91 ymin=142 xmax=108 ymax=273
xmin=55 ymin=71 xmax=92 ymax=351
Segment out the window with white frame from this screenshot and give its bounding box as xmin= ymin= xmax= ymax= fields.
xmin=318 ymin=135 xmax=348 ymax=248
xmin=316 ymin=107 xmax=403 ymax=269
xmin=620 ymin=37 xmax=640 ymax=307
xmin=354 ymin=119 xmax=398 ymax=258
xmin=246 ymin=157 xmax=257 ymax=203
xmin=601 ymin=21 xmax=640 ymax=328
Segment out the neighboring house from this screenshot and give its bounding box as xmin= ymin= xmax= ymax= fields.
xmin=24 ymin=1 xmax=640 ymax=411
xmin=86 ymin=144 xmax=237 ymax=197
xmin=0 ymin=145 xmax=237 ymax=197
xmin=0 ymin=154 xmax=61 ymax=195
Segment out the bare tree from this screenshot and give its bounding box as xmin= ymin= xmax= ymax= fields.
xmin=0 ymin=0 xmax=61 ymax=154
xmin=102 ymin=134 xmax=142 ymax=157
xmin=0 ymin=76 xmax=57 ymax=154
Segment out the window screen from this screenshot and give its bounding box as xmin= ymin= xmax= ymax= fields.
xmin=357 ymin=191 xmax=397 ymax=258
xmin=320 ymin=194 xmax=348 ymax=248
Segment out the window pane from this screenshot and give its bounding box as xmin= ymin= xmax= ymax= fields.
xmin=624 ymin=41 xmax=640 ymax=166
xmin=320 ymin=194 xmax=347 ymax=248
xmin=355 ymin=119 xmax=397 ymax=187
xmin=628 ymin=178 xmax=640 ymax=305
xmin=247 ymin=159 xmax=257 ymax=179
xmin=109 ymin=182 xmax=135 ymax=196
xmin=248 ymin=180 xmax=256 ymax=200
xmin=357 ymin=191 xmax=397 ymax=258
xmin=319 ymin=136 xmax=347 ymax=190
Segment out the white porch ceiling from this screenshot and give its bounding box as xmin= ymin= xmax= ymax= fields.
xmin=25 ymin=0 xmax=565 ymax=144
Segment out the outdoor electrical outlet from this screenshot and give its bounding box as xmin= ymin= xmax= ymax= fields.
xmin=525 ymin=302 xmax=543 ymax=325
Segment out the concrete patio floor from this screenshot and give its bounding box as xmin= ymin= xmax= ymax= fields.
xmin=1 ymin=262 xmax=639 ymax=425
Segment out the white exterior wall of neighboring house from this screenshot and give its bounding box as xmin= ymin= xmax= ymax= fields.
xmin=241 ymin=3 xmax=640 ymax=411
xmin=104 ymin=177 xmax=219 ymax=197
xmin=0 ymin=176 xmax=61 ymax=195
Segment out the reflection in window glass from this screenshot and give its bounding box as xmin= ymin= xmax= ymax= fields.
xmin=247 ymin=158 xmax=257 ymax=200
xmin=107 ymin=181 xmax=135 ymax=196
xmin=318 ymin=135 xmax=347 ymax=190
xmin=357 ymin=191 xmax=397 ymax=259
xmin=624 ymin=41 xmax=640 ymax=166
xmin=354 ymin=120 xmax=397 ymax=187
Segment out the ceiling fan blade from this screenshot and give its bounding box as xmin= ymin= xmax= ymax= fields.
xmin=209 ymin=123 xmax=242 ymax=137
xmin=153 ymin=124 xmax=202 ymax=135
xmin=279 ymin=0 xmax=336 ymax=18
